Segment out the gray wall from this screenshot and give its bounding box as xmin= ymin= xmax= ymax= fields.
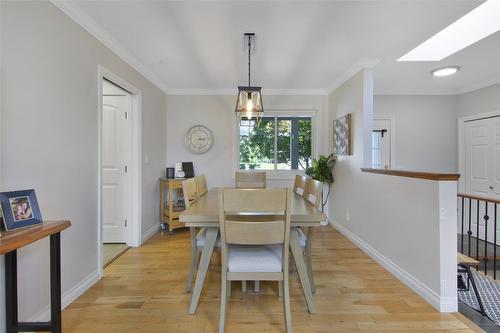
xmin=457 ymin=83 xmax=500 ymax=118
xmin=374 ymin=95 xmax=457 ymax=173
xmin=0 ymin=1 xmax=167 ymax=326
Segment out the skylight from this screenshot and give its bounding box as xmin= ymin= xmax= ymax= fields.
xmin=398 ymin=0 xmax=500 ymax=61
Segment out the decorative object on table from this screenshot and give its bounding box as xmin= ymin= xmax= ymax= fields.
xmin=166 ymin=167 xmax=175 ymax=179
xmin=182 ymin=162 xmax=195 ymax=178
xmin=184 ymin=125 xmax=214 ymax=154
xmin=235 ymin=32 xmax=264 ymax=120
xmin=305 ymin=154 xmax=336 ymax=212
xmin=0 ymin=189 xmax=43 ymax=231
xmin=174 ymin=162 xmax=184 ymax=178
xmin=333 ymin=113 xmax=351 ymax=156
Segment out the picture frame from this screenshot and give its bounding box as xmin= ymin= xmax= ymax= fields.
xmin=333 ymin=113 xmax=352 ymax=156
xmin=0 ymin=189 xmax=43 ymax=231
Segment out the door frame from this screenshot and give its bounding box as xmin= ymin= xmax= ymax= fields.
xmin=97 ymin=65 xmax=142 ymax=278
xmin=373 ymin=117 xmax=396 ymax=169
xmin=458 ymin=110 xmax=500 ymax=193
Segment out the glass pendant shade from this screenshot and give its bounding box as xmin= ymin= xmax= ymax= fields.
xmin=235 ymin=86 xmax=263 ymax=119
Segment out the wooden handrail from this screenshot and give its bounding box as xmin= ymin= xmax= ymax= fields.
xmin=360 ymin=168 xmax=460 ymax=181
xmin=457 ymin=192 xmax=500 ymax=205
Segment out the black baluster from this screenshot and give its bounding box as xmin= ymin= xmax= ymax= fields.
xmin=484 ymin=202 xmax=489 ymax=275
xmin=495 ymin=203 xmax=497 ymax=280
xmin=468 ymin=198 xmax=472 ymax=257
xmin=461 ymin=197 xmax=465 ymax=253
xmin=476 ymin=200 xmax=480 ymax=263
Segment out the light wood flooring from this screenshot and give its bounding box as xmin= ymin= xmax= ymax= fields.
xmin=103 ymin=243 xmax=129 ymax=268
xmin=63 ymin=226 xmax=482 ymax=332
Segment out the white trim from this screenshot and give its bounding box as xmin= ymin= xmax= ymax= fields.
xmin=97 ymin=66 xmax=143 ymax=279
xmin=29 ymin=270 xmax=100 ymax=322
xmin=50 ymin=0 xmax=168 ymax=94
xmin=330 ymin=220 xmax=456 ymax=312
xmin=232 ymin=105 xmax=321 ymax=176
xmin=166 ymin=88 xmax=328 ymax=96
xmin=375 ymin=89 xmax=457 ymax=96
xmin=457 ymin=109 xmax=500 ymax=193
xmin=141 ymin=223 xmax=160 ymax=244
xmin=327 ymin=58 xmax=381 ymax=94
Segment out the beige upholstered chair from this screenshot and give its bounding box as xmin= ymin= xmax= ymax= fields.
xmin=235 ymin=171 xmax=266 ymax=189
xmin=297 ymin=178 xmax=322 ymax=293
xmin=196 ymin=175 xmax=208 ymax=197
xmin=218 ymin=188 xmax=292 ymax=333
xmin=183 ymin=178 xmax=220 ymax=293
xmin=293 ymin=174 xmax=308 ymax=196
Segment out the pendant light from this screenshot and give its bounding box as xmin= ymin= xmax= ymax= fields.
xmin=235 ymin=33 xmax=263 ymax=120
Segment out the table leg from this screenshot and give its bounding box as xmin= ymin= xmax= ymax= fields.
xmin=188 ymin=227 xmax=218 ymax=315
xmin=289 ymin=228 xmax=316 ymax=314
xmin=5 ymin=250 xmax=17 ymax=333
xmin=50 ymin=233 xmax=62 ymax=333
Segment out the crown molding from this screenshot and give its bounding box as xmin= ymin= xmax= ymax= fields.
xmin=166 ymin=88 xmax=328 ymax=96
xmin=50 ymin=0 xmax=169 ymax=94
xmin=374 ymin=89 xmax=457 ymax=96
xmin=327 ymin=58 xmax=382 ymax=95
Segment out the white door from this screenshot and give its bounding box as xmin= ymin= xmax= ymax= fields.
xmin=372 ymin=119 xmax=391 ymax=169
xmin=464 ymin=117 xmax=500 ymax=198
xmin=102 ymin=83 xmax=131 ymax=243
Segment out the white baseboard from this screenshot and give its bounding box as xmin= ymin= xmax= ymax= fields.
xmin=141 ymin=223 xmax=160 ymax=244
xmin=330 ymin=220 xmax=456 ymax=312
xmin=29 ymin=270 xmax=100 ymax=322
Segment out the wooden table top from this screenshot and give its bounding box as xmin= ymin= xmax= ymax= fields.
xmin=180 ymin=189 xmax=327 ymax=226
xmin=0 ymin=220 xmax=71 ymax=255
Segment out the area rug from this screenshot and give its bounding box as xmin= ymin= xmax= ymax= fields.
xmin=458 ymin=269 xmax=500 ymax=326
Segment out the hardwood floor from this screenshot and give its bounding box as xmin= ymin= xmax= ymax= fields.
xmin=63 ymin=226 xmax=480 ymax=332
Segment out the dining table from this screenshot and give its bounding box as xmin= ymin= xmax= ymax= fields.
xmin=179 ymin=188 xmax=327 ymax=315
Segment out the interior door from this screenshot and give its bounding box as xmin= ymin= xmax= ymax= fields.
xmin=372 ymin=119 xmax=391 ymax=169
xmin=465 ymin=118 xmax=493 ymax=197
xmin=102 ymin=87 xmax=131 ymax=243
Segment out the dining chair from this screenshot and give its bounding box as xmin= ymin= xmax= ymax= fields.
xmin=293 ymin=174 xmax=308 ymax=196
xmin=235 ymin=171 xmax=266 ymax=189
xmin=297 ymin=178 xmax=322 ymax=293
xmin=218 ymin=188 xmax=292 ymax=333
xmin=183 ymin=178 xmax=220 ymax=293
xmin=196 ymin=174 xmax=208 ymax=197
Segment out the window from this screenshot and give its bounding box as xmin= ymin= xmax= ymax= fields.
xmin=239 ymin=116 xmax=312 ymax=170
xmin=371 ymin=131 xmax=382 ymax=169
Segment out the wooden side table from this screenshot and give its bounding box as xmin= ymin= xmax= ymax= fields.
xmin=1 ymin=220 xmax=71 ymax=333
xmin=159 ymin=178 xmax=186 ymax=232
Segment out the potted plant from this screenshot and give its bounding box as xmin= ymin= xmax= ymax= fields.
xmin=305 ymin=154 xmax=336 ymax=212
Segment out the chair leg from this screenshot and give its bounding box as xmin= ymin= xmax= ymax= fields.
xmin=255 ymin=280 xmax=260 ymax=293
xmin=283 ymin=277 xmax=292 ymax=333
xmin=219 ymin=278 xmax=229 ymax=333
xmin=278 ymin=281 xmax=283 ymax=297
xmin=242 ymin=280 xmax=247 ymax=292
xmin=305 ymin=250 xmax=316 ymax=294
xmin=186 ymin=228 xmax=198 ymax=293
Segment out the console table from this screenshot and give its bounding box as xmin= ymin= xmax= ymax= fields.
xmin=0 ymin=220 xmax=71 ymax=333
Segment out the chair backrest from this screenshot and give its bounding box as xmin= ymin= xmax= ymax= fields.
xmin=182 ymin=178 xmax=199 ymax=209
xmin=235 ymin=171 xmax=266 ymax=189
xmin=218 ymin=188 xmax=291 ymax=246
xmin=196 ymin=175 xmax=208 ymax=197
xmin=293 ymin=175 xmax=308 ymax=196
xmin=303 ymin=178 xmax=322 ymax=209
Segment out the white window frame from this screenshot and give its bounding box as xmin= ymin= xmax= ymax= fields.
xmin=232 ymin=106 xmax=318 ymax=180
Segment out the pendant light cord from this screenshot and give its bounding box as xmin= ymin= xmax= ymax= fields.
xmin=248 ymin=35 xmax=251 ymax=87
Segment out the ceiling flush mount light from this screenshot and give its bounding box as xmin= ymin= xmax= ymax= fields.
xmin=398 ymin=0 xmax=500 ymax=61
xmin=235 ymin=33 xmax=263 ymax=120
xmin=431 ymin=66 xmax=460 ymax=77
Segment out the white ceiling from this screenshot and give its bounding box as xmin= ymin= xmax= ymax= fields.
xmin=66 ymin=0 xmax=498 ymax=95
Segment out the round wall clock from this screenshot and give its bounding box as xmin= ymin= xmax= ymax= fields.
xmin=184 ymin=125 xmax=214 ymax=154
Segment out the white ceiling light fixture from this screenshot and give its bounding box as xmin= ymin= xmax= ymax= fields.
xmin=431 ymin=66 xmax=460 ymax=77
xmin=398 ymin=0 xmax=500 ymax=61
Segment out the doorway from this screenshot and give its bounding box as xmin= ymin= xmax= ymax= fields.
xmin=372 ymin=118 xmax=392 ymax=169
xmin=98 ymin=66 xmax=142 ymax=275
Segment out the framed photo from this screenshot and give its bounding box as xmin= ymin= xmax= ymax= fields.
xmin=333 ymin=113 xmax=352 ymax=156
xmin=0 ymin=189 xmax=43 ymax=231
